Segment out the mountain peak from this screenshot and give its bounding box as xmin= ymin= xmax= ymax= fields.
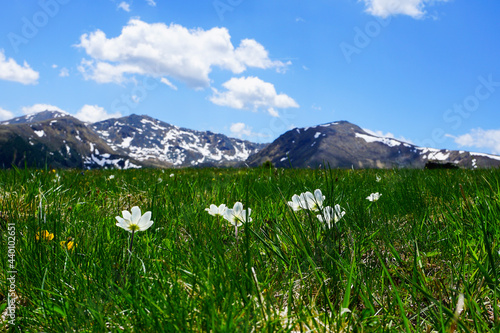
xmin=247 ymin=120 xmax=500 ymax=169
xmin=1 ymin=110 xmax=72 ymax=125
xmin=90 ymin=114 xmax=266 ymax=167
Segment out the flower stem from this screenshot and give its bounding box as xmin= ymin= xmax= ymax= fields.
xmin=128 ymin=230 xmax=135 ymax=253
xmin=124 ymin=230 xmax=136 ymax=285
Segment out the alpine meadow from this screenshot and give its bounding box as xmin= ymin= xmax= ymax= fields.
xmin=1 ymin=166 xmax=500 ymax=331
xmin=2 ymin=1 xmax=500 ymax=332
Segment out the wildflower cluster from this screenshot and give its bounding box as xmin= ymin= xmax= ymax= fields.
xmin=288 ymin=189 xmax=345 ymax=229
xmin=36 ymin=230 xmax=76 ymax=250
xmin=287 ymin=189 xmax=325 ymax=212
xmin=206 ymin=202 xmax=252 ymax=239
xmin=35 ymin=230 xmax=54 ymax=241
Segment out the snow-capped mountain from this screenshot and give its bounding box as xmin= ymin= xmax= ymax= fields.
xmin=1 ymin=110 xmax=71 ymax=125
xmin=246 ymin=121 xmax=500 ymax=169
xmin=1 ymin=112 xmax=499 ymax=170
xmin=91 ymin=114 xmax=267 ymax=167
xmin=0 ymin=111 xmax=267 ymax=169
xmin=0 ymin=112 xmax=141 ymax=169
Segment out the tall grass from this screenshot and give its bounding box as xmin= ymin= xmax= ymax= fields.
xmin=0 ymin=167 xmax=499 ymax=332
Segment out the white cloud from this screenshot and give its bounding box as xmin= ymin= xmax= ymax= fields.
xmin=450 ymin=128 xmax=500 ymax=155
xmin=209 ymin=76 xmax=299 ymax=117
xmin=0 ymin=50 xmax=39 ymax=85
xmin=74 ymin=104 xmax=122 ymax=123
xmin=160 ymin=77 xmax=177 ymax=90
xmin=145 ymin=0 xmax=156 ymax=6
xmin=267 ymin=107 xmax=279 ymax=117
xmin=360 ymin=0 xmax=449 ymax=19
xmin=76 ymin=19 xmax=289 ymax=87
xmin=59 ymin=67 xmax=69 ymax=77
xmin=230 ymin=122 xmax=269 ymax=139
xmin=234 ymin=39 xmax=290 ymax=73
xmin=22 ymin=104 xmax=67 ymax=115
xmin=0 ymin=107 xmax=14 ymax=121
xmin=118 ymin=2 xmax=131 ymax=12
xmin=78 ymin=59 xmax=141 ymax=84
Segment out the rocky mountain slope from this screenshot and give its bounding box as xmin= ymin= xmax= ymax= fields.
xmin=246 ymin=121 xmax=500 ymax=169
xmin=91 ymin=114 xmax=266 ymax=168
xmin=0 ymin=113 xmax=141 ymax=169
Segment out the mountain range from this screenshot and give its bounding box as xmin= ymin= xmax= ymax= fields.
xmin=1 ymin=111 xmax=499 ymax=169
xmin=0 ymin=111 xmax=265 ymax=169
xmin=247 ymin=121 xmax=500 ymax=169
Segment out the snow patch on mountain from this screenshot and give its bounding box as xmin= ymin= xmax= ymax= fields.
xmin=470 ymin=152 xmax=500 ymax=161
xmin=91 ymin=115 xmax=266 ymax=167
xmin=34 ymin=130 xmax=45 ymax=137
xmin=355 ymin=132 xmax=402 ymax=147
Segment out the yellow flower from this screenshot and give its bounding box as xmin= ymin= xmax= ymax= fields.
xmin=60 ymin=239 xmax=76 ymax=251
xmin=36 ymin=230 xmax=54 ymax=241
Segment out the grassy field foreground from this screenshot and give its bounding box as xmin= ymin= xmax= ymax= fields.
xmin=1 ymin=167 xmax=500 ymax=332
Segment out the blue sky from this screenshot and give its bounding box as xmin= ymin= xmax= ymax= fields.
xmin=1 ymin=0 xmax=500 ymax=154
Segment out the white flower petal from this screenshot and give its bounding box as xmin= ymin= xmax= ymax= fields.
xmin=116 ymin=220 xmax=131 ymax=231
xmin=314 ymin=189 xmax=324 ymax=202
xmin=122 ymin=210 xmax=132 ymax=221
xmin=131 ymin=206 xmax=141 ymax=223
xmin=139 ymin=211 xmax=152 ymax=228
xmin=233 ymin=202 xmax=243 ymax=214
xmin=218 ymin=204 xmax=227 ymax=214
xmin=139 ymin=219 xmax=154 ymax=231
xmin=223 ymin=209 xmax=233 ymax=222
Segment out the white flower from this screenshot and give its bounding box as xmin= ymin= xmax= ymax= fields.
xmin=287 ymin=194 xmax=303 ymax=211
xmin=300 ymin=189 xmax=325 ymax=212
xmin=288 ymin=189 xmax=325 ymax=212
xmin=224 ymin=202 xmax=252 ymax=227
xmin=375 ymin=175 xmax=381 ymax=182
xmin=366 ymin=192 xmax=382 ymax=202
xmin=205 ymin=204 xmax=227 ymax=217
xmin=317 ymin=204 xmax=345 ymax=229
xmin=170 ymin=173 xmax=175 ymax=178
xmin=108 ymin=175 xmax=115 ymax=180
xmin=115 ymin=206 xmax=154 ymax=233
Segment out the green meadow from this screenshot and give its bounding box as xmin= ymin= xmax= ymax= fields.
xmin=1 ymin=167 xmax=500 ymax=332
